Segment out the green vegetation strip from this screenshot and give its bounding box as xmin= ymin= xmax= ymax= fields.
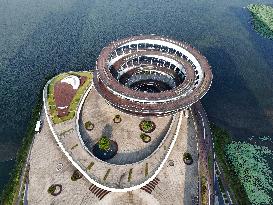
xmin=1 ymin=76 xmax=52 ymax=205
xmin=210 ymin=123 xmax=250 ymax=205
xmin=47 ymin=71 xmax=92 ymax=124
xmin=128 ymin=168 xmax=133 ymax=182
xmin=145 ymin=163 xmax=148 ymax=177
xmin=201 ymin=176 xmax=207 ymax=205
xmin=87 ymin=162 xmax=94 ymax=170
xmin=247 ymin=4 xmax=273 ymax=40
xmin=103 ymin=169 xmax=111 ymax=181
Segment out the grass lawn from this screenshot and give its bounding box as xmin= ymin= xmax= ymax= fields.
xmin=47 ymin=71 xmax=92 ymax=124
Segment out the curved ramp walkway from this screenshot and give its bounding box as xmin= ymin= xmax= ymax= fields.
xmin=43 ymin=78 xmax=185 ymax=192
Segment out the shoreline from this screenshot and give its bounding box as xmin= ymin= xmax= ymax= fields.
xmin=0 ymin=76 xmax=53 ymax=205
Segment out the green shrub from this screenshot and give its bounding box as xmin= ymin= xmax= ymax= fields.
xmin=71 ymin=170 xmax=83 ymax=181
xmin=85 ymin=121 xmax=94 ymax=130
xmin=201 ymin=176 xmax=207 ymax=205
xmin=139 ymin=120 xmax=155 ymax=133
xmin=47 ymin=185 xmax=56 ymax=194
xmin=98 ymin=136 xmax=110 ymax=151
xmin=140 ymin=133 xmax=151 ymax=143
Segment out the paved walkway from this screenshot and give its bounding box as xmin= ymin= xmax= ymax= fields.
xmin=192 ymin=102 xmax=215 ymax=205
xmin=27 ymin=98 xmax=200 ymax=205
xmin=27 ymin=119 xmax=100 ymax=204
xmin=80 ymin=87 xmax=173 ymax=164
xmin=43 ymin=81 xmax=184 ymax=191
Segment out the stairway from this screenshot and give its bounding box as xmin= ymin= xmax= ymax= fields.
xmin=140 ymin=177 xmax=160 ymax=194
xmin=89 ymin=184 xmax=111 ymax=200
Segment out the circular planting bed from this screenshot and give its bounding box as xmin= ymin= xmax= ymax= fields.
xmin=183 ymin=152 xmax=193 ymax=165
xmin=47 ymin=184 xmax=62 ymax=196
xmin=140 ymin=133 xmax=151 ymax=143
xmin=93 ymin=136 xmax=118 ymax=161
xmin=139 ymin=120 xmax=156 ymax=133
xmin=85 ymin=121 xmax=94 ymax=131
xmin=71 ymin=170 xmax=83 ymax=181
xmin=113 ymin=114 xmax=122 ymax=123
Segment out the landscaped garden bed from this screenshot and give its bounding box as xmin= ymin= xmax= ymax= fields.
xmin=139 ymin=120 xmax=156 ymax=133
xmin=92 ymin=136 xmax=118 ymax=161
xmin=71 ymin=170 xmax=83 ymax=181
xmin=140 ymin=133 xmax=151 ymax=143
xmin=47 ymin=184 xmax=62 ymax=196
xmin=85 ymin=121 xmax=94 ymax=131
xmin=47 ymin=71 xmax=92 ymax=124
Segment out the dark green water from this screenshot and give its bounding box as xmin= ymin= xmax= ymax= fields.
xmin=0 ymin=0 xmax=272 ymax=193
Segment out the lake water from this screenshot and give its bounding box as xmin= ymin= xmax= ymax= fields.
xmin=0 ymin=0 xmax=272 ymax=193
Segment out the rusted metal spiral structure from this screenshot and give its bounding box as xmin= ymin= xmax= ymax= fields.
xmin=94 ymin=35 xmax=212 ymax=116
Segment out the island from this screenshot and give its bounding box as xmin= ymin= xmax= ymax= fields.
xmin=247 ymin=4 xmax=273 ymax=39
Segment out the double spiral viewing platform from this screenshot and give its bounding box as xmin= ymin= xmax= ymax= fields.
xmin=43 ymin=35 xmax=213 ymax=194
xmin=94 ymin=35 xmax=212 ymax=116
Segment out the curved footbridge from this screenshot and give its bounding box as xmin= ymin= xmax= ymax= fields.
xmin=44 ymin=76 xmax=186 ymax=193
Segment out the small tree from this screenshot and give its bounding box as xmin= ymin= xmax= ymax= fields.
xmin=99 ymin=136 xmax=110 ymax=151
